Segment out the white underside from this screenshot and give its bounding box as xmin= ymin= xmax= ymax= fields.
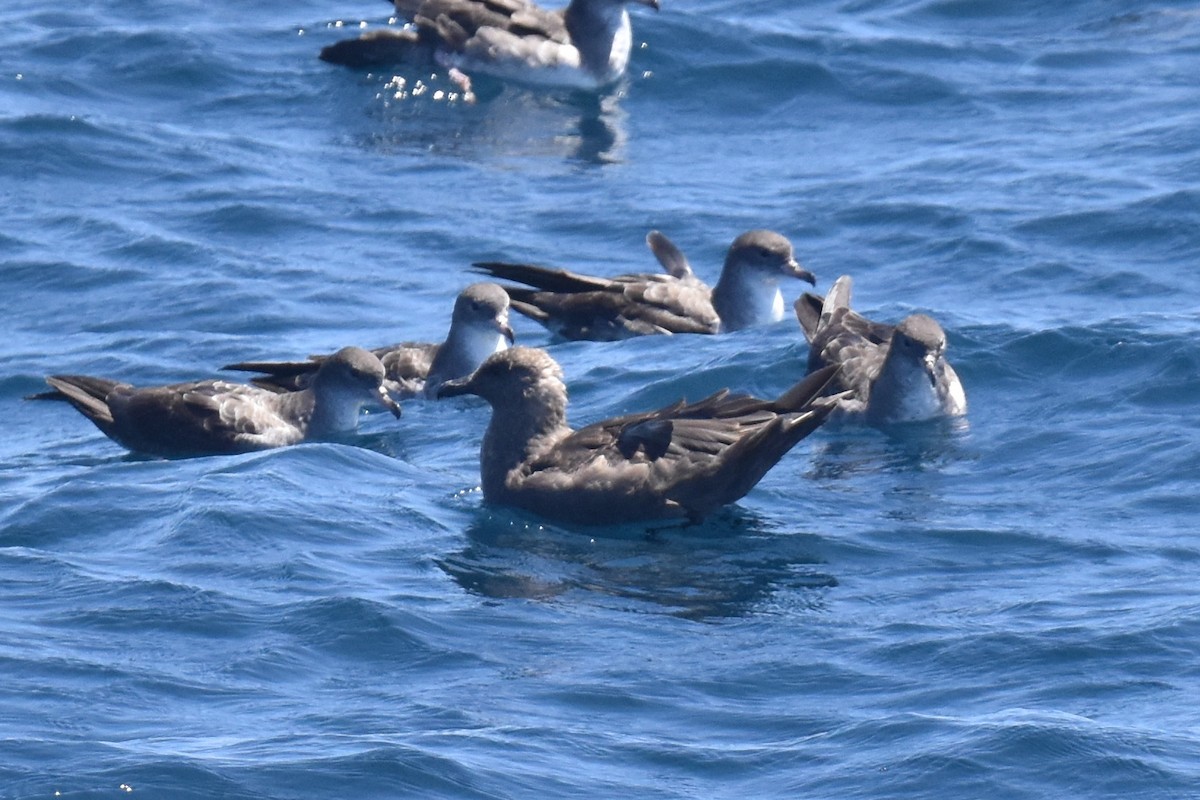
xmin=454 ymin=325 xmax=510 ymax=371
xmin=425 ymin=326 xmax=511 ymax=397
xmin=867 ymin=357 xmax=967 ymax=424
xmin=718 ymin=280 xmax=786 ymax=333
xmin=768 ymin=287 xmax=785 ymax=322
xmin=437 ymin=19 xmax=632 ymax=89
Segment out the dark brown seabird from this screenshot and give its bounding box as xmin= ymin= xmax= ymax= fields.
xmin=31 ymin=347 xmax=403 ymax=458
xmin=795 ymin=275 xmax=967 ymax=425
xmin=320 ymin=0 xmax=660 ymax=91
xmin=474 ymin=229 xmax=817 ymax=341
xmin=438 ymin=346 xmax=839 ymax=525
xmin=223 ymin=282 xmax=515 ymax=401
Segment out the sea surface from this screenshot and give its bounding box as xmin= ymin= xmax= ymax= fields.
xmin=2 ymin=1 xmax=1199 ymax=797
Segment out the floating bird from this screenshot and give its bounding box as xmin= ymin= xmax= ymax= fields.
xmin=32 ymin=347 xmax=402 ymax=458
xmin=223 ymin=282 xmax=515 ymax=400
xmin=794 ymin=275 xmax=967 ymax=425
xmin=320 ymin=0 xmax=660 ymax=91
xmin=474 ymin=229 xmax=816 ymax=341
xmin=438 ymin=346 xmax=838 ymax=524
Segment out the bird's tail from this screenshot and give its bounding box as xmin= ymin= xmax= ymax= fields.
xmin=684 ymin=385 xmax=836 ymax=516
xmin=37 ymin=375 xmax=121 ymax=435
xmin=319 ymin=28 xmax=430 ymax=69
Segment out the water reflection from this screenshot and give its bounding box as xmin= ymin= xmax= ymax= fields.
xmin=807 ymin=417 xmax=973 ymax=482
xmin=805 ymin=418 xmax=978 ymax=528
xmin=357 ymin=73 xmax=630 ymax=165
xmin=436 ymin=506 xmax=836 ymax=620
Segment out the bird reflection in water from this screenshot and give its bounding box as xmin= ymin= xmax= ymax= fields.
xmin=435 ymin=508 xmax=837 ymax=621
xmin=359 ymin=77 xmax=631 ymax=164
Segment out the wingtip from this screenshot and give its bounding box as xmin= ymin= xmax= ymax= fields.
xmin=508 ymin=297 xmax=552 ymax=324
xmin=774 ymin=364 xmax=841 ymax=412
xmin=25 ymin=382 xmax=67 ymax=402
xmin=645 ymin=230 xmax=694 ymax=279
xmin=793 ymin=292 xmax=824 ymax=338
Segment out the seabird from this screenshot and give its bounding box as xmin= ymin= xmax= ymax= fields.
xmin=320 ymin=0 xmax=660 ymax=91
xmin=31 ymin=347 xmax=403 ymax=458
xmin=794 ymin=275 xmax=967 ymax=425
xmin=437 ymin=346 xmax=839 ymax=524
xmin=223 ymin=282 xmax=515 ymax=400
xmin=474 ymin=229 xmax=817 ymax=341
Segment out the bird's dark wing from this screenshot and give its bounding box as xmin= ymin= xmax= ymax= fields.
xmin=481 ymin=265 xmax=719 ymax=340
xmin=474 ymin=261 xmax=617 ymax=294
xmin=805 ymin=306 xmax=891 ymax=402
xmin=397 ymin=0 xmax=569 ymax=47
xmin=109 ymin=381 xmax=293 ymax=455
xmin=512 ymin=377 xmax=832 ymax=522
xmin=225 ymin=341 xmax=436 ymax=398
xmin=645 ymin=230 xmax=697 ymax=281
xmin=221 ymin=358 xmax=321 ymax=393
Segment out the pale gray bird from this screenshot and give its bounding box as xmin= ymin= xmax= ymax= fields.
xmin=223 ymin=283 xmax=515 ymax=400
xmin=437 ymin=346 xmax=839 ymax=525
xmin=794 ymin=275 xmax=967 ymax=425
xmin=474 ymin=230 xmax=816 ymax=341
xmin=32 ymin=347 xmax=403 ymax=458
xmin=320 ymin=0 xmax=660 ymax=90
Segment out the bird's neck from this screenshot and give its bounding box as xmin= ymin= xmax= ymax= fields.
xmin=425 ymin=327 xmax=509 ymax=398
xmin=712 ymin=268 xmax=785 ymax=332
xmin=867 ymin=350 xmax=941 ymax=424
xmin=301 ymin=385 xmax=363 ymax=436
xmin=563 ymin=0 xmax=633 ymax=82
xmin=479 ymin=388 xmax=570 ymax=499
xmin=444 ymin=325 xmax=508 ymax=370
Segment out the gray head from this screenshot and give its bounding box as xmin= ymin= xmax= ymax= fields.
xmin=451 ymin=282 xmax=516 ymax=345
xmin=724 ymin=230 xmax=816 ymax=285
xmin=437 ymin=347 xmax=565 ymax=408
xmin=869 ymin=313 xmax=966 ymax=423
xmin=890 ymin=314 xmax=949 ymax=365
xmin=314 ymin=346 xmax=403 ymax=418
xmin=713 ymin=230 xmax=816 ymax=331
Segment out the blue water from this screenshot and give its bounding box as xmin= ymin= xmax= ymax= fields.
xmin=2 ymin=0 xmax=1199 ymax=797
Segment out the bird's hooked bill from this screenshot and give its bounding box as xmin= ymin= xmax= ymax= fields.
xmin=377 ymin=386 xmax=403 ymax=418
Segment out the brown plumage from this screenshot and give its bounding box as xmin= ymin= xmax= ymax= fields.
xmin=30 ymin=347 xmax=402 ymax=458
xmin=320 ymin=0 xmax=659 ymax=90
xmin=795 ymin=275 xmax=967 ymax=424
xmin=222 ymin=283 xmax=514 ymax=400
xmin=438 ymin=346 xmax=838 ymax=524
xmin=475 ymin=230 xmax=816 ymax=341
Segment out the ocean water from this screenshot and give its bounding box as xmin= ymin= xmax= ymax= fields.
xmin=2 ymin=0 xmax=1199 ymax=797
